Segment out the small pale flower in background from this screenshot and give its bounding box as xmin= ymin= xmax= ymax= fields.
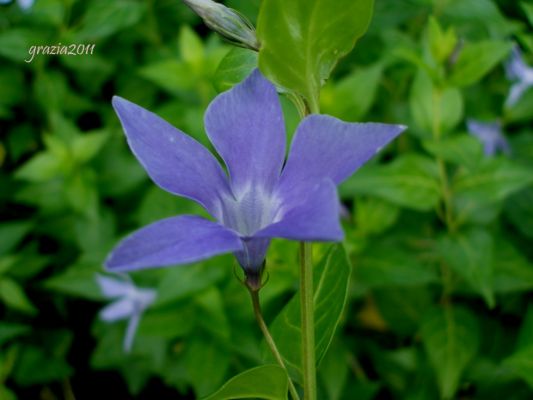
xmin=97 ymin=275 xmax=156 ymax=352
xmin=505 ymin=46 xmax=533 ymax=107
xmin=0 ymin=0 xmax=34 ymax=10
xmin=105 ymin=69 xmax=404 ymax=288
xmin=467 ymin=119 xmax=510 ymax=156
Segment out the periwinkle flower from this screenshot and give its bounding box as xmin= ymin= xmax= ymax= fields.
xmin=105 ymin=70 xmax=404 ymax=288
xmin=505 ymin=46 xmax=533 ymax=107
xmin=467 ymin=119 xmax=510 ymax=156
xmin=183 ymin=0 xmax=259 ymax=51
xmin=97 ymin=275 xmax=156 ymax=352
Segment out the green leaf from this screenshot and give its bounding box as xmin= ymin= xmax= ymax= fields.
xmin=155 ymin=261 xmax=226 ymax=307
xmin=522 ymin=2 xmax=533 ymax=27
xmin=194 ymin=287 xmax=231 ymax=342
xmin=0 ymin=29 xmax=46 ymax=63
xmin=503 ymin=345 xmax=533 ymax=389
xmin=0 ymin=278 xmax=37 ymax=315
xmin=137 ymin=306 xmax=195 ymax=339
xmin=492 ymin=238 xmax=533 ymax=294
xmin=341 ymin=154 xmax=441 ymax=211
xmin=13 ymin=345 xmax=73 ymax=385
xmin=409 ymin=70 xmax=464 ymax=137
xmin=423 ymin=134 xmax=483 ymax=170
xmin=202 ymin=365 xmax=288 ymax=400
xmin=73 ymin=0 xmax=146 ymax=41
xmin=318 ymin=340 xmax=348 ymax=400
xmin=268 ymin=244 xmax=351 ymax=383
xmin=179 ymin=26 xmax=205 ymax=66
xmin=342 ymin=381 xmax=381 ymax=400
xmin=437 ymin=229 xmax=494 ymax=308
xmin=184 ymin=336 xmax=231 ymax=397
xmin=257 ymin=0 xmax=374 ymax=110
xmin=321 ymin=63 xmax=383 ymax=121
xmin=453 ymin=159 xmax=533 ymax=205
xmin=213 ymin=47 xmax=258 ymax=93
xmin=0 ymin=322 xmax=30 ymax=346
xmin=356 ymin=245 xmax=439 ymax=288
xmin=0 ymin=221 xmax=32 ymax=256
xmin=374 ymin=287 xmax=433 ymax=336
xmin=31 ymin=0 xmax=66 ymax=26
xmin=516 ymin=305 xmax=533 ymax=351
xmin=139 ymin=60 xmax=195 ymax=94
xmin=0 ymin=386 xmax=16 ymax=400
xmin=448 ymin=40 xmax=512 ymax=87
xmin=504 ymin=88 xmax=533 ymax=122
xmin=43 ymin=265 xmax=103 ymax=300
xmin=0 ymin=67 xmax=24 ymax=108
xmin=71 ymin=130 xmax=109 ymax=164
xmin=14 ymin=152 xmax=63 ymax=182
xmin=427 ymin=16 xmax=457 ymax=64
xmin=505 ymin=188 xmax=533 ymax=239
xmin=355 ymin=197 xmax=399 ymax=235
xmin=421 ymin=307 xmax=480 ymax=399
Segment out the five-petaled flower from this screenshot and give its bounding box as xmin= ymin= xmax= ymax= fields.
xmin=105 ymin=69 xmax=404 ymax=287
xmin=97 ymin=275 xmax=156 ymax=352
xmin=505 ymin=45 xmax=533 ymax=107
xmin=467 ymin=119 xmax=510 ymax=156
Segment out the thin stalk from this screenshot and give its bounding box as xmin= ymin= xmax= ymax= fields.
xmin=432 ymin=89 xmax=455 ymax=301
xmin=248 ymin=288 xmax=301 ymax=400
xmin=431 ymin=90 xmax=454 ymax=232
xmin=299 ymin=242 xmax=316 ymax=400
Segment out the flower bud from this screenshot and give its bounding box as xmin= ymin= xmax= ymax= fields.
xmin=183 ymin=0 xmax=259 ymax=51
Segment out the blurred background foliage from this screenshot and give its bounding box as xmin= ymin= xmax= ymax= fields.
xmin=1 ymin=0 xmax=533 ymax=399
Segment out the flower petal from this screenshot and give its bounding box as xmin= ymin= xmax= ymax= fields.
xmin=234 ymin=237 xmax=270 ymax=273
xmin=255 ymin=179 xmax=343 ymax=242
xmin=100 ymin=298 xmax=135 ymax=322
xmin=112 ymin=96 xmax=230 ymax=215
xmin=96 ymin=275 xmax=133 ymax=298
xmin=279 ymin=115 xmax=405 ymax=199
xmin=204 ymin=69 xmax=285 ymax=196
xmin=105 ymin=215 xmax=243 ymax=272
xmin=506 ymin=46 xmax=530 ymax=81
xmin=506 ymin=82 xmax=530 ymax=107
xmin=123 ymin=312 xmax=141 ymax=352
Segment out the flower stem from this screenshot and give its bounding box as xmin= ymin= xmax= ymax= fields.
xmin=248 ymin=288 xmax=301 ymax=400
xmin=299 ymin=242 xmax=316 ymax=400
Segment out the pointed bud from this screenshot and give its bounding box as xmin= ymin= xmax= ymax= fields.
xmin=183 ymin=0 xmax=259 ymax=51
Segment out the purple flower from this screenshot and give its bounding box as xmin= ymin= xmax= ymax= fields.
xmin=97 ymin=275 xmax=156 ymax=352
xmin=505 ymin=46 xmax=533 ymax=107
xmin=467 ymin=119 xmax=510 ymax=156
xmin=105 ymin=70 xmax=404 ymax=286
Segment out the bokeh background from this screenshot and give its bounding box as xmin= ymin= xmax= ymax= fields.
xmin=1 ymin=0 xmax=533 ymax=399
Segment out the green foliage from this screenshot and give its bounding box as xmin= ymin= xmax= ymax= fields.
xmin=341 ymin=154 xmax=441 ymax=211
xmin=267 ymin=245 xmax=351 ymax=383
xmin=202 ymin=365 xmax=288 ymax=400
xmin=438 ymin=229 xmax=495 ymax=307
xmin=448 ymin=40 xmax=512 ymax=87
xmin=421 ymin=307 xmax=480 ymax=399
xmin=213 ymin=47 xmax=258 ymax=92
xmin=257 ymin=0 xmax=374 ymax=110
xmin=1 ymin=0 xmax=532 ymax=399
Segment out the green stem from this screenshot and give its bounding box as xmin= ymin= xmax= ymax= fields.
xmin=432 ymin=89 xmax=455 ymax=301
xmin=299 ymin=242 xmax=316 ymax=400
xmin=431 ymin=90 xmax=455 ymax=232
xmin=248 ymin=288 xmax=301 ymax=400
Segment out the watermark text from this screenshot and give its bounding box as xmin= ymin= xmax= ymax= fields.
xmin=25 ymin=43 xmax=96 ymax=63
